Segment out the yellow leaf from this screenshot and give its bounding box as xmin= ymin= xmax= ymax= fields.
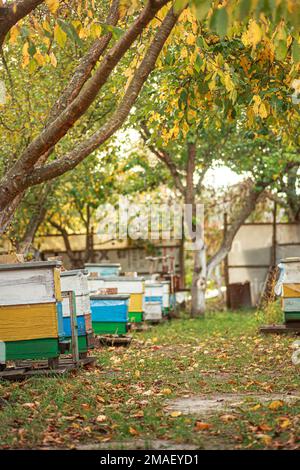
xmin=259 ymin=102 xmax=268 ymax=119
xmin=10 ymin=26 xmax=19 ymax=44
xmin=54 ymin=24 xmax=67 ymax=48
xmin=181 ymin=47 xmax=188 ymax=59
xmin=242 ymin=20 xmax=262 ymax=49
xmin=22 ymin=42 xmax=30 ymax=68
xmin=250 ymin=403 xmax=261 ymax=411
xmin=50 ymin=52 xmax=57 ymax=68
xmin=186 ymin=33 xmax=195 ymax=46
xmin=46 ymin=0 xmax=60 ymax=14
xmin=34 ymin=49 xmax=46 ymax=66
xmin=257 ymin=433 xmax=272 ymax=446
xmin=278 ymin=417 xmax=291 ymax=429
xmin=161 ymin=388 xmax=172 ymax=395
xmin=269 ymin=400 xmax=284 ymax=410
xmin=170 ymin=411 xmax=182 ymax=418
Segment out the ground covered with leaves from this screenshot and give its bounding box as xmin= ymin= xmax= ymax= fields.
xmin=0 ymin=311 xmax=299 ymax=450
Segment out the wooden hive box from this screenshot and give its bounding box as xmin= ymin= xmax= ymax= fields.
xmin=85 ymin=263 xmax=121 ymax=277
xmin=61 ymin=270 xmax=94 ymax=353
xmin=0 ymin=261 xmax=63 ymax=362
xmin=96 ymin=277 xmax=145 ymax=323
xmin=282 ymin=284 xmax=300 ymax=298
xmin=144 ymin=302 xmax=163 ymax=322
xmin=90 ymin=294 xmax=129 ymax=335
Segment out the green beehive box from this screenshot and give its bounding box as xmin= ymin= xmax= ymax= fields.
xmin=129 ymin=312 xmax=143 ymax=323
xmin=92 ymin=321 xmax=127 ymax=335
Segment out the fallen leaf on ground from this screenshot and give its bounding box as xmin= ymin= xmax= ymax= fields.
xmin=195 ymin=421 xmax=212 ymax=431
xmin=220 ymin=414 xmax=236 ymax=422
xmin=96 ymin=415 xmax=107 ymax=423
xmin=269 ymin=400 xmax=284 ymax=410
xmin=170 ymin=411 xmax=182 ymax=418
xmin=129 ymin=426 xmax=139 ymax=435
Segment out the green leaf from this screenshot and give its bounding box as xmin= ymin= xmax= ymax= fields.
xmin=210 ymin=7 xmax=228 ymax=38
xmin=239 ymin=0 xmax=251 ymax=20
xmin=58 ymin=20 xmax=83 ymax=47
xmin=193 ymin=0 xmax=212 ymax=21
xmin=275 ymin=40 xmax=287 ymax=61
xmin=194 ymin=54 xmax=203 ymax=72
xmin=173 ymin=0 xmax=188 ymax=13
xmin=292 ymin=40 xmax=300 ymax=63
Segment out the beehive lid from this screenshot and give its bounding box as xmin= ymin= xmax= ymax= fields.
xmin=61 ymin=269 xmax=88 ymax=277
xmin=0 ymin=261 xmax=61 ymax=271
xmin=90 ymin=294 xmax=130 ymax=300
xmin=95 ymin=276 xmax=144 ymax=281
xmin=85 ymin=263 xmax=121 ymax=268
xmin=280 ymin=257 xmax=300 ymax=264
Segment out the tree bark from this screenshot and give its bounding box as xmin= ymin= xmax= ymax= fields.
xmin=184 ymin=142 xmax=206 ymax=316
xmin=0 ymin=0 xmax=44 ymax=47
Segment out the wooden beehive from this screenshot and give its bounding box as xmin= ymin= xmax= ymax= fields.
xmin=61 ymin=270 xmax=94 ymax=353
xmin=90 ymin=294 xmax=129 ymax=335
xmin=0 ymin=261 xmax=63 ymax=363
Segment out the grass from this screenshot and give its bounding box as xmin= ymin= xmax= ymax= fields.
xmin=0 ymin=309 xmax=299 ymax=449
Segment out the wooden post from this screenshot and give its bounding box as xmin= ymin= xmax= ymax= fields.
xmin=224 ymin=212 xmax=230 ymax=308
xmin=271 ymin=201 xmax=277 ymax=267
xmin=179 ymin=213 xmax=185 ymax=289
xmin=62 ymin=291 xmax=79 ymax=365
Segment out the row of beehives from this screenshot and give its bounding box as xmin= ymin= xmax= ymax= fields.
xmin=86 ymin=263 xmax=173 ymax=331
xmin=276 ymin=258 xmax=300 ymax=325
xmin=0 ymin=261 xmax=173 ymax=367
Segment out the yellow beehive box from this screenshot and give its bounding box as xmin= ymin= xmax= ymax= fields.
xmin=0 ymin=303 xmax=58 ymax=342
xmin=129 ymin=293 xmax=143 ymax=312
xmin=282 ymin=284 xmax=300 ymax=298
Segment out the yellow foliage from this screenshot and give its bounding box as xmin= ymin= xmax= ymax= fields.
xmin=45 ymin=0 xmax=60 ymax=14
xmin=242 ymin=20 xmax=262 ymax=49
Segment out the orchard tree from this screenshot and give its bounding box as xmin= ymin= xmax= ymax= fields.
xmin=1 ymin=0 xmax=300 ymax=235
xmin=0 ymin=0 xmax=181 ymax=232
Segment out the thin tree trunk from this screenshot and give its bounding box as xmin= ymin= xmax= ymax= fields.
xmin=184 ymin=142 xmax=206 ymax=316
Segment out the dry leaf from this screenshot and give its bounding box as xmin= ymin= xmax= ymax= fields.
xmin=269 ymin=400 xmax=284 ymax=410
xmin=195 ymin=421 xmax=212 ymax=431
xmin=96 ymin=415 xmax=107 ymax=423
xmin=129 ymin=426 xmax=139 ymax=435
xmin=220 ymin=414 xmax=236 ymax=422
xmin=170 ymin=411 xmax=182 ymax=418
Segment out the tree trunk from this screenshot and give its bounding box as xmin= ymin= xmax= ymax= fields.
xmin=191 ymin=239 xmax=207 ymax=316
xmin=184 ymin=142 xmax=206 ymax=317
xmin=17 ymin=186 xmax=50 ymax=255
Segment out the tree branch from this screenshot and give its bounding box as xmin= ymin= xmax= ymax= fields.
xmin=0 ymin=0 xmax=171 ymax=192
xmin=0 ymin=0 xmax=44 ymax=47
xmin=23 ymin=6 xmax=180 ymax=188
xmin=140 ymin=122 xmax=185 ymax=194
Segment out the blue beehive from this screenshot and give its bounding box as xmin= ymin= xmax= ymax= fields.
xmin=90 ymin=295 xmax=129 ymax=335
